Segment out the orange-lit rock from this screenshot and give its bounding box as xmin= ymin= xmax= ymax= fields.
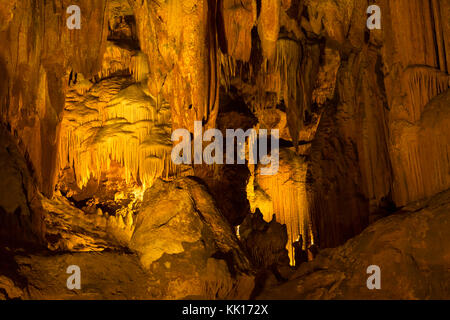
xmin=258 ymin=190 xmax=450 ymax=300
xmin=131 ymin=177 xmax=254 ymax=299
xmin=221 ymin=0 xmax=256 ymax=62
xmin=0 ymin=0 xmax=109 ymax=195
xmin=251 ymin=148 xmax=313 ymax=263
xmin=130 ymin=0 xmax=220 ymax=132
xmin=0 ymin=0 xmax=449 ymax=301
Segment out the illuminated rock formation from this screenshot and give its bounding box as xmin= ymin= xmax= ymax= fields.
xmin=390 ymin=88 xmax=450 ymax=206
xmin=0 ymin=0 xmax=109 ymax=195
xmin=0 ymin=0 xmax=449 ymax=301
xmin=258 ymin=189 xmax=450 ymax=300
xmin=59 ymin=75 xmax=175 ymax=190
xmin=130 ymin=0 xmax=220 ymax=132
xmin=250 ymin=148 xmax=313 ymax=263
xmin=379 ymin=0 xmax=450 ymax=206
xmin=131 ymin=177 xmax=254 ymax=299
xmin=220 ymin=0 xmax=257 ymax=62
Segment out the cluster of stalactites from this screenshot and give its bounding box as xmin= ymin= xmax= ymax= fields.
xmin=220 ymin=38 xmax=305 ymax=144
xmin=403 ymin=66 xmax=450 ymax=122
xmin=59 ymin=76 xmax=176 ymax=190
xmin=99 ymin=42 xmax=150 ymax=83
xmin=248 ymin=150 xmax=314 ymax=264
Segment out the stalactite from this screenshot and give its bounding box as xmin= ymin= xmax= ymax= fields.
xmin=258 ymin=0 xmax=281 ymax=60
xmin=392 ymin=89 xmax=450 ymax=206
xmin=221 ymin=0 xmax=257 ymax=62
xmin=130 ymin=52 xmax=150 ymax=82
xmin=100 ymin=43 xmax=149 ymax=82
xmin=403 ymin=66 xmax=450 ymax=122
xmin=59 ymin=76 xmax=175 ymax=190
xmin=220 ymin=38 xmax=306 ymax=146
xmin=130 ymin=0 xmax=220 ymax=133
xmin=251 ymin=149 xmax=313 ymax=264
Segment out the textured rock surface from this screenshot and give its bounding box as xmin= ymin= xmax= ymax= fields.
xmin=239 ymin=210 xmax=290 ymax=269
xmin=130 ymin=177 xmax=254 ymax=299
xmin=250 ymin=148 xmax=313 ymax=262
xmin=130 ymin=0 xmax=220 ymax=132
xmin=378 ymin=0 xmax=450 ymax=206
xmin=0 ymin=0 xmax=449 ymax=301
xmin=0 ymin=129 xmax=45 ymax=246
xmin=258 ymin=189 xmax=450 ymax=300
xmin=8 ymin=251 xmax=151 ymax=300
xmin=0 ymin=0 xmax=109 ymax=195
xmin=390 ymin=88 xmax=450 ymax=206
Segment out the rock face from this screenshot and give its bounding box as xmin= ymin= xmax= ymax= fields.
xmin=130 ymin=0 xmax=220 ymax=132
xmin=258 ymin=190 xmax=450 ymax=300
xmin=0 ymin=129 xmax=44 ymax=246
xmin=130 ymin=177 xmax=254 ymax=299
xmin=0 ymin=127 xmax=254 ymax=299
xmin=2 ymin=249 xmax=151 ymax=300
xmin=390 ymin=88 xmax=450 ymax=206
xmin=378 ymin=0 xmax=450 ymax=206
xmin=0 ymin=0 xmax=109 ymax=195
xmin=239 ymin=210 xmax=290 ymax=270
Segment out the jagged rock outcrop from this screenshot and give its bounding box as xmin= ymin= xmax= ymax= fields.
xmin=41 ymin=193 xmax=134 ymax=251
xmin=239 ymin=209 xmax=290 ymax=269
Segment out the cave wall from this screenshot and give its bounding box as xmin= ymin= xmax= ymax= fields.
xmin=0 ymin=0 xmax=108 ymax=196
xmin=129 ymin=0 xmax=220 ymax=132
xmin=379 ymin=0 xmax=450 ymax=206
xmin=238 ymin=0 xmax=449 ymax=249
xmin=305 ymin=0 xmax=392 ymax=248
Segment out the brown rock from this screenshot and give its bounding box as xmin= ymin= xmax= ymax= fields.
xmin=130 ymin=177 xmax=254 ymax=299
xmin=258 ymin=190 xmax=450 ymax=299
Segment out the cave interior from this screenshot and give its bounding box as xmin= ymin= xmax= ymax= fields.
xmin=0 ymin=0 xmax=449 ymax=300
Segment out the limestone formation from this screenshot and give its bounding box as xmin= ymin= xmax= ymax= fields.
xmin=258 ymin=190 xmax=450 ymax=300
xmin=0 ymin=0 xmax=449 ymax=301
xmin=130 ymin=177 xmax=254 ymax=299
